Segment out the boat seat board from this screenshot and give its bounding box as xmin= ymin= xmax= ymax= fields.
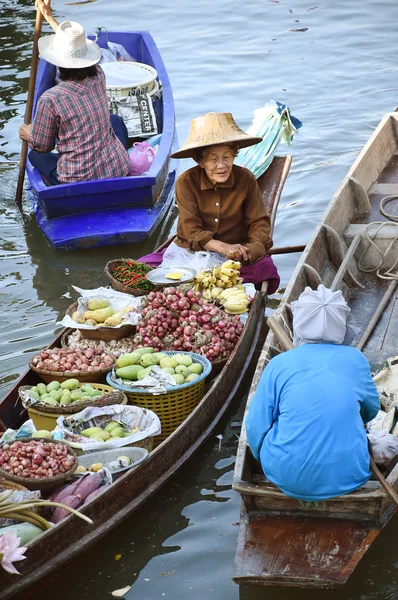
xmin=232 ymin=508 xmax=380 ymax=589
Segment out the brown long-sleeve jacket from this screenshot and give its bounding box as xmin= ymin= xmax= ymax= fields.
xmin=175 ymin=164 xmax=273 ymax=263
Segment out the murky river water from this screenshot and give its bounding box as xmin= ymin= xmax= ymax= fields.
xmin=1 ymin=0 xmax=398 ymax=598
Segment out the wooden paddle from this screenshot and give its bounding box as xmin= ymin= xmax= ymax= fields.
xmin=15 ymin=5 xmax=43 ymax=208
xmin=267 ymin=314 xmax=398 ymax=509
xmin=268 ymin=244 xmax=306 ymax=256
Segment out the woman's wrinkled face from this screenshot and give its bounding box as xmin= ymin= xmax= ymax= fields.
xmin=199 ymin=145 xmax=235 ymax=184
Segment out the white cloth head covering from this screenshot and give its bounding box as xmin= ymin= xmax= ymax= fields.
xmin=291 ymin=284 xmax=352 ymax=347
xmin=38 ymin=21 xmax=101 ymax=69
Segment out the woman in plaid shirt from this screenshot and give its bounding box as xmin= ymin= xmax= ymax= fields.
xmin=19 ymin=0 xmax=129 ymax=186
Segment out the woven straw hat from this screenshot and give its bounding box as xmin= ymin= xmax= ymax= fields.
xmin=38 ymin=21 xmax=101 ymax=69
xmin=171 ymin=112 xmax=263 ymax=159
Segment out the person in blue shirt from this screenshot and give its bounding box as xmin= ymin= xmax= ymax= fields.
xmin=245 ymin=284 xmax=380 ymax=502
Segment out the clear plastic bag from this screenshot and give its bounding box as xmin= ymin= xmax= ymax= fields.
xmin=160 ymin=242 xmax=224 ymax=272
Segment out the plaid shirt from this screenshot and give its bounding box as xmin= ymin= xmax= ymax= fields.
xmin=28 ymin=67 xmax=129 ymax=183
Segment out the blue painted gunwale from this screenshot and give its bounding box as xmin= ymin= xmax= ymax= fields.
xmin=26 ymin=30 xmax=178 ymax=250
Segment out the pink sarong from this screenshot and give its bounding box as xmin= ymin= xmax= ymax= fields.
xmin=138 ymin=249 xmax=280 ymax=294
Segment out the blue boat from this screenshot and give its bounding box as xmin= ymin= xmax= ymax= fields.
xmin=26 ymin=30 xmax=178 ymax=251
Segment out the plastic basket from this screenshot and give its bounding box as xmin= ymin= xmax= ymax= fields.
xmin=106 ymin=352 xmax=212 ymax=443
xmin=101 ymin=61 xmax=158 ymax=97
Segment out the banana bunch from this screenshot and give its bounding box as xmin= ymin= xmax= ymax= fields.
xmin=194 ymin=260 xmax=243 ymax=296
xmin=217 ymin=287 xmax=250 ymax=314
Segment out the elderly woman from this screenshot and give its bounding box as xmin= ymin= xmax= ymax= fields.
xmin=245 ymin=285 xmax=380 ymax=501
xmin=139 ymin=112 xmax=280 ymax=292
xmin=18 ymin=0 xmax=129 ymax=186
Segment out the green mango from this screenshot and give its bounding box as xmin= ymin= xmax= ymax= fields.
xmin=60 ymin=396 xmax=72 ymax=405
xmin=40 ymin=397 xmax=59 ymax=406
xmin=185 ymin=373 xmax=200 ymax=383
xmin=30 ymin=386 xmax=39 ymax=395
xmin=71 ymin=390 xmax=83 ymax=402
xmin=61 ymin=378 xmax=80 ymax=390
xmin=81 ymin=427 xmax=103 ymax=438
xmin=161 ymin=366 xmax=175 ymax=375
xmin=136 ymin=367 xmax=153 ymax=380
xmin=110 ymin=427 xmax=126 ymax=438
xmin=86 ymin=298 xmax=110 ymax=311
xmin=134 ymin=347 xmax=154 ymax=356
xmin=37 ymin=383 xmax=47 ymax=396
xmin=29 ymin=390 xmax=41 ymax=401
xmin=46 ymin=381 xmax=61 ymax=392
xmin=187 ymin=363 xmax=203 ymax=375
xmin=172 ymin=374 xmax=185 ymax=385
xmin=115 ymin=365 xmax=143 ymax=381
xmin=175 ymin=365 xmax=189 ymax=377
xmin=115 ymin=351 xmax=141 ymax=369
xmin=50 ymin=390 xmax=62 ymax=402
xmin=139 ymin=353 xmax=158 ymax=367
xmin=153 ymin=352 xmax=168 ymax=362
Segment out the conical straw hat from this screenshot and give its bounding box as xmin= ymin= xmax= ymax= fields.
xmin=171 ymin=112 xmax=263 ymax=159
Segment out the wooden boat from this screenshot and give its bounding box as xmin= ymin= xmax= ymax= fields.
xmin=232 ymin=111 xmax=398 ymax=589
xmin=26 ymin=30 xmax=178 ymax=251
xmin=0 ymin=155 xmax=291 ymax=599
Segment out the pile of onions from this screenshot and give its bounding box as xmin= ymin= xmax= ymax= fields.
xmin=134 ymin=287 xmax=244 ymax=362
xmin=66 ymin=330 xmax=135 ymax=357
xmin=0 ymin=441 xmax=75 ymax=479
xmin=31 ymin=347 xmax=115 ymax=373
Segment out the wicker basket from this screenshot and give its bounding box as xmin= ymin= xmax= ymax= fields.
xmin=104 ymin=258 xmax=154 ymax=297
xmin=0 ymin=438 xmax=77 ymax=492
xmin=0 ymin=479 xmax=29 ymax=492
xmin=66 ymin=302 xmax=136 ymax=341
xmin=29 ymin=359 xmax=114 ymax=384
xmin=106 ymin=352 xmax=211 ymax=443
xmin=19 ymin=383 xmax=127 ymax=416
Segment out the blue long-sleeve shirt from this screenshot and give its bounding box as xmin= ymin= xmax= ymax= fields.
xmin=245 ymin=344 xmax=380 ymax=501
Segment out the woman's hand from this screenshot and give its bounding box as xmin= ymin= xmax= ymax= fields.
xmin=204 ymin=239 xmax=250 ymax=262
xmin=225 ymin=243 xmax=250 ymax=262
xmin=19 ymin=124 xmax=33 ymax=141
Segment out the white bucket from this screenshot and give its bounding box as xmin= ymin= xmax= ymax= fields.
xmin=101 ymin=61 xmax=158 ymax=98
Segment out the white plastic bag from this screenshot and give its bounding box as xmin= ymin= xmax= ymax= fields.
xmin=367 ymin=430 xmax=398 ymax=466
xmin=373 ymin=355 xmax=398 ymax=411
xmin=160 ymin=242 xmax=224 ymax=272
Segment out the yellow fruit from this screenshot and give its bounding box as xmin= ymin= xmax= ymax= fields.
xmin=90 ymin=307 xmax=114 ymax=323
xmin=220 ymin=268 xmax=236 ymax=277
xmin=85 ymin=319 xmax=98 ymax=327
xmin=211 ymin=287 xmax=223 ymax=298
xmin=219 ymin=274 xmax=230 ymax=284
xmin=88 ymin=462 xmax=103 ymax=472
xmin=86 ymin=298 xmax=110 ymax=311
xmin=75 ymin=465 xmax=87 ymax=474
xmin=213 ymin=266 xmax=221 ymax=277
xmin=224 ymin=307 xmax=248 ymax=314
xmin=216 ymin=279 xmax=226 ymax=288
xmin=220 ymin=260 xmax=234 ymax=269
xmin=165 ymin=272 xmax=183 ymax=280
xmin=104 ymin=311 xmax=124 ymax=327
xmin=71 ymin=310 xmax=84 ymax=324
xmin=202 ymin=289 xmax=212 ymax=301
xmin=81 ymin=427 xmax=103 ymax=438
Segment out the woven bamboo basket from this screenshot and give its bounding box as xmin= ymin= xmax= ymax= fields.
xmin=19 ymin=383 xmax=127 ymax=416
xmin=29 ymin=359 xmax=113 ymax=384
xmin=0 ymin=438 xmax=77 ymax=492
xmin=66 ymin=302 xmax=136 ymax=341
xmin=104 ymin=258 xmax=154 ymax=297
xmin=106 ymin=352 xmax=212 ymax=443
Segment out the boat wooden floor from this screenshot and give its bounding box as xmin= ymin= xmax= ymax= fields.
xmin=233 ymin=505 xmax=381 ymax=589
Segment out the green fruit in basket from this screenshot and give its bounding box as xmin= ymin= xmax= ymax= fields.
xmin=160 ymin=357 xmax=177 ymax=369
xmin=60 ymin=396 xmax=72 ymax=405
xmin=80 ymin=384 xmax=97 ymax=396
xmin=71 ymin=390 xmax=83 ymax=402
xmin=185 ymin=373 xmax=200 ymax=383
xmin=140 ymin=353 xmax=158 ymax=368
xmin=115 ymin=365 xmax=142 ymax=381
xmin=174 ymin=354 xmax=193 ymax=367
xmin=136 ymin=366 xmax=153 ymax=380
xmin=105 ymin=421 xmax=120 ymax=433
xmin=161 ymin=366 xmax=175 ymax=375
xmin=175 ymin=365 xmax=189 ymax=377
xmin=29 ymin=390 xmax=41 ymax=401
xmin=81 ymin=427 xmax=103 ymax=438
xmin=47 ymin=381 xmax=61 ymax=392
xmin=91 ymin=435 xmax=106 ymax=443
xmin=30 ymin=386 xmax=39 ymax=395
xmin=93 ymin=430 xmax=111 ymax=441
xmin=86 ymin=298 xmax=110 ymax=311
xmin=153 ymin=352 xmax=168 ymax=362
xmin=171 ymin=374 xmax=185 ymax=385
xmin=115 ymin=351 xmax=141 ymax=368
xmin=135 ymin=347 xmax=154 ymax=356
xmin=40 ymin=397 xmax=59 ymax=406
xmin=61 ymin=378 xmax=80 ymax=390
xmin=37 ymin=383 xmax=47 ymax=396
xmin=187 ymin=363 xmax=203 ymax=375
xmin=32 ymin=430 xmax=52 ymax=439
xmin=50 ymin=390 xmax=63 ymax=402
xmin=110 ymin=427 xmax=126 ymax=438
